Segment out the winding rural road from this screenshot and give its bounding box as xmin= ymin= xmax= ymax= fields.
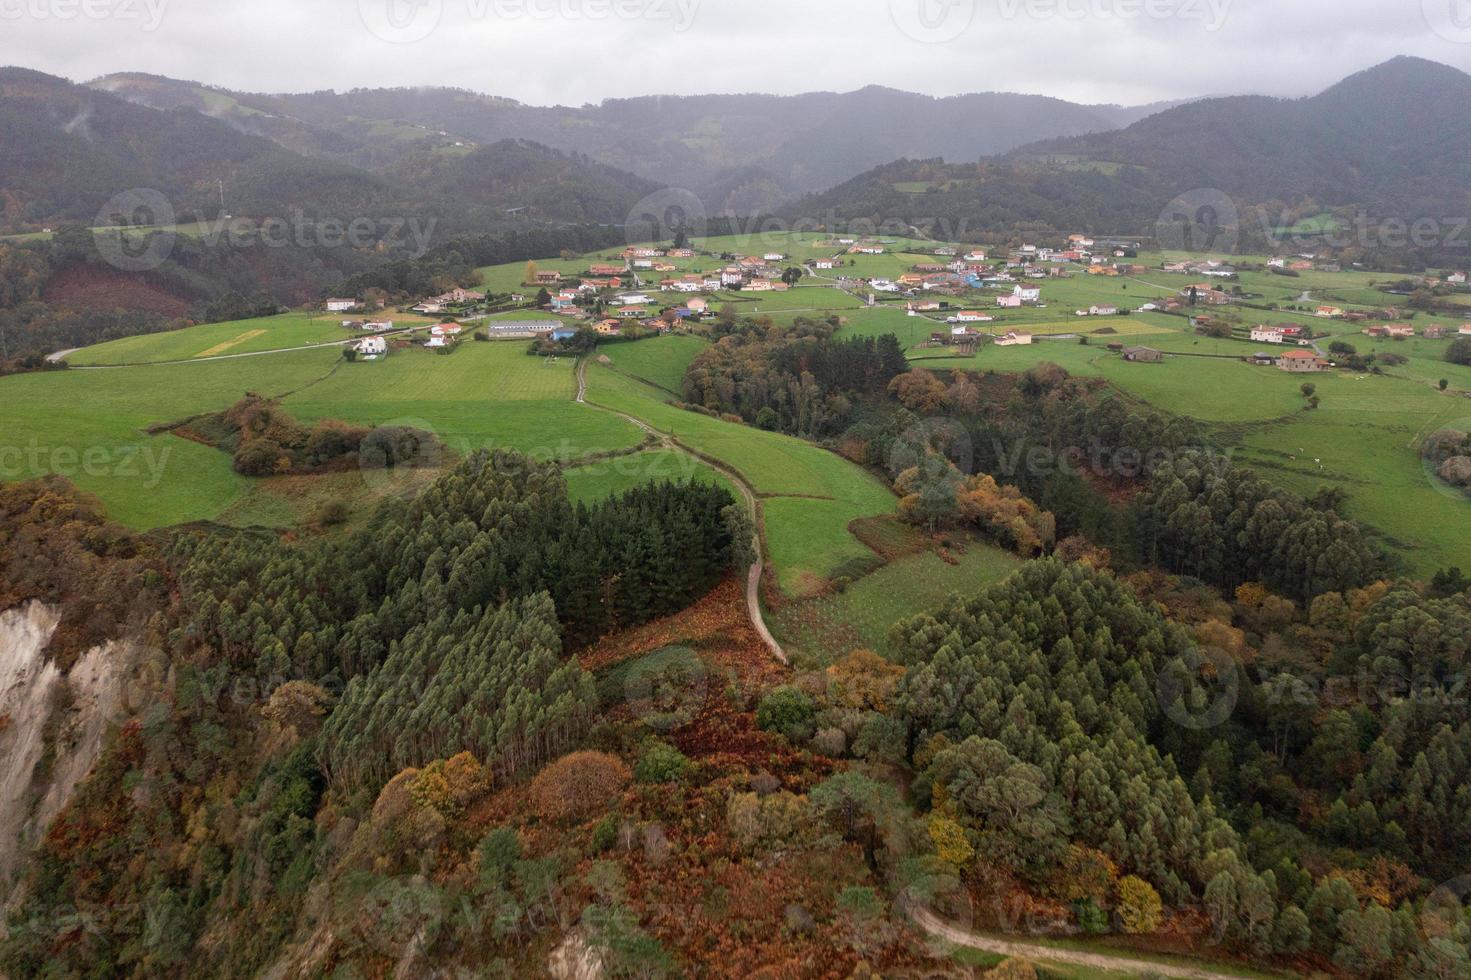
xmin=906 ymin=906 xmax=1267 ymax=980
xmin=574 ymin=356 xmax=788 ymax=665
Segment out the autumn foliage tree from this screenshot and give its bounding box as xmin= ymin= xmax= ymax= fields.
xmin=529 ymin=751 xmax=631 ymax=823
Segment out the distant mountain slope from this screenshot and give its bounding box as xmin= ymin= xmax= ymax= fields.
xmin=89 ymin=74 xmax=1180 ymax=206
xmin=0 ymin=68 xmax=400 ymax=230
xmin=1013 ymin=56 xmax=1471 ymax=214
xmin=0 ymin=70 xmax=660 ymax=233
xmin=787 ymin=57 xmax=1471 ymax=253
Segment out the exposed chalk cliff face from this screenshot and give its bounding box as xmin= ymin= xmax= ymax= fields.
xmin=0 ymin=602 xmax=138 ymax=902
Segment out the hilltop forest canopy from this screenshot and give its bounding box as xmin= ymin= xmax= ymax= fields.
xmin=1 ymin=453 xmax=749 ymax=974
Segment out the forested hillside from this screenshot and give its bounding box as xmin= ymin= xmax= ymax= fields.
xmin=92 ymin=73 xmax=1176 ymax=207
xmin=0 ymin=69 xmax=659 ymax=235
xmin=785 ymin=57 xmax=1471 ymax=261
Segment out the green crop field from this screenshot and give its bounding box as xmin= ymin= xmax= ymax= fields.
xmin=283 ymin=341 xmax=644 ymax=462
xmin=598 ymin=334 xmax=707 ymax=393
xmin=771 ymin=536 xmax=1024 ymax=666
xmin=563 ymin=448 xmax=736 ymax=506
xmin=67 ymin=311 xmax=432 ymax=366
xmin=0 ymin=348 xmax=342 ymax=527
xmin=582 ymin=360 xmax=897 ymax=595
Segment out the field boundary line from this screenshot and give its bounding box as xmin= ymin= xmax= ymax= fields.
xmin=574 ymin=356 xmax=787 ymax=665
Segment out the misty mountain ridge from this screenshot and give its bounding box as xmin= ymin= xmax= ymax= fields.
xmin=789 ymin=56 xmax=1471 ymax=255
xmin=85 ymin=72 xmax=1187 ymax=208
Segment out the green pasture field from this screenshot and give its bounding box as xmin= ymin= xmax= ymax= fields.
xmin=0 ymin=348 xmax=342 ymax=528
xmin=599 ymin=334 xmax=707 ymax=393
xmin=1231 ymin=372 xmax=1471 ymax=576
xmin=282 ymin=341 xmax=645 ymax=462
xmin=582 ymin=360 xmax=897 ymax=595
xmin=771 ymin=538 xmax=1023 ymax=666
xmin=68 ymin=312 xmax=432 ymax=366
xmin=563 ymin=448 xmax=736 ymax=507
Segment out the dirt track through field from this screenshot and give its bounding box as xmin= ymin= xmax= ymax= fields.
xmin=575 ymin=356 xmax=788 ymax=666
xmin=906 ymin=905 xmax=1274 ymax=980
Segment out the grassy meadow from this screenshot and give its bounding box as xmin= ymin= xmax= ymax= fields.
xmin=67 ymin=311 xmax=433 ymax=366
xmin=585 ymin=362 xmax=898 ymax=595
xmin=283 ymin=341 xmax=645 ymax=462
xmin=0 ymin=348 xmax=342 ymax=527
xmin=9 ymin=228 xmax=1471 ymax=592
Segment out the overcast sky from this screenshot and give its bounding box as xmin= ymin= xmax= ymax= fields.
xmin=2 ymin=0 xmax=1469 ymax=106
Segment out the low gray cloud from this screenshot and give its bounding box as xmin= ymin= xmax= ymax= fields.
xmin=0 ymin=0 xmax=1463 ymax=107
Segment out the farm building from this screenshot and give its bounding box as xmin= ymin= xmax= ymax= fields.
xmin=324 ymin=298 xmax=358 ymax=313
xmin=480 ymin=320 xmax=561 ymax=338
xmin=356 ymin=336 xmax=387 ymax=358
xmin=1250 ymin=327 xmax=1285 ymax=344
xmin=1121 ymin=346 xmax=1163 ymax=363
xmin=995 ymin=332 xmax=1033 ymax=347
xmin=1279 ymin=350 xmax=1328 ymax=373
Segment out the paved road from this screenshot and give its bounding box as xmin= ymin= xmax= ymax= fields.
xmin=575 ymin=356 xmax=788 ymax=665
xmin=907 ymin=906 xmax=1265 ymax=980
